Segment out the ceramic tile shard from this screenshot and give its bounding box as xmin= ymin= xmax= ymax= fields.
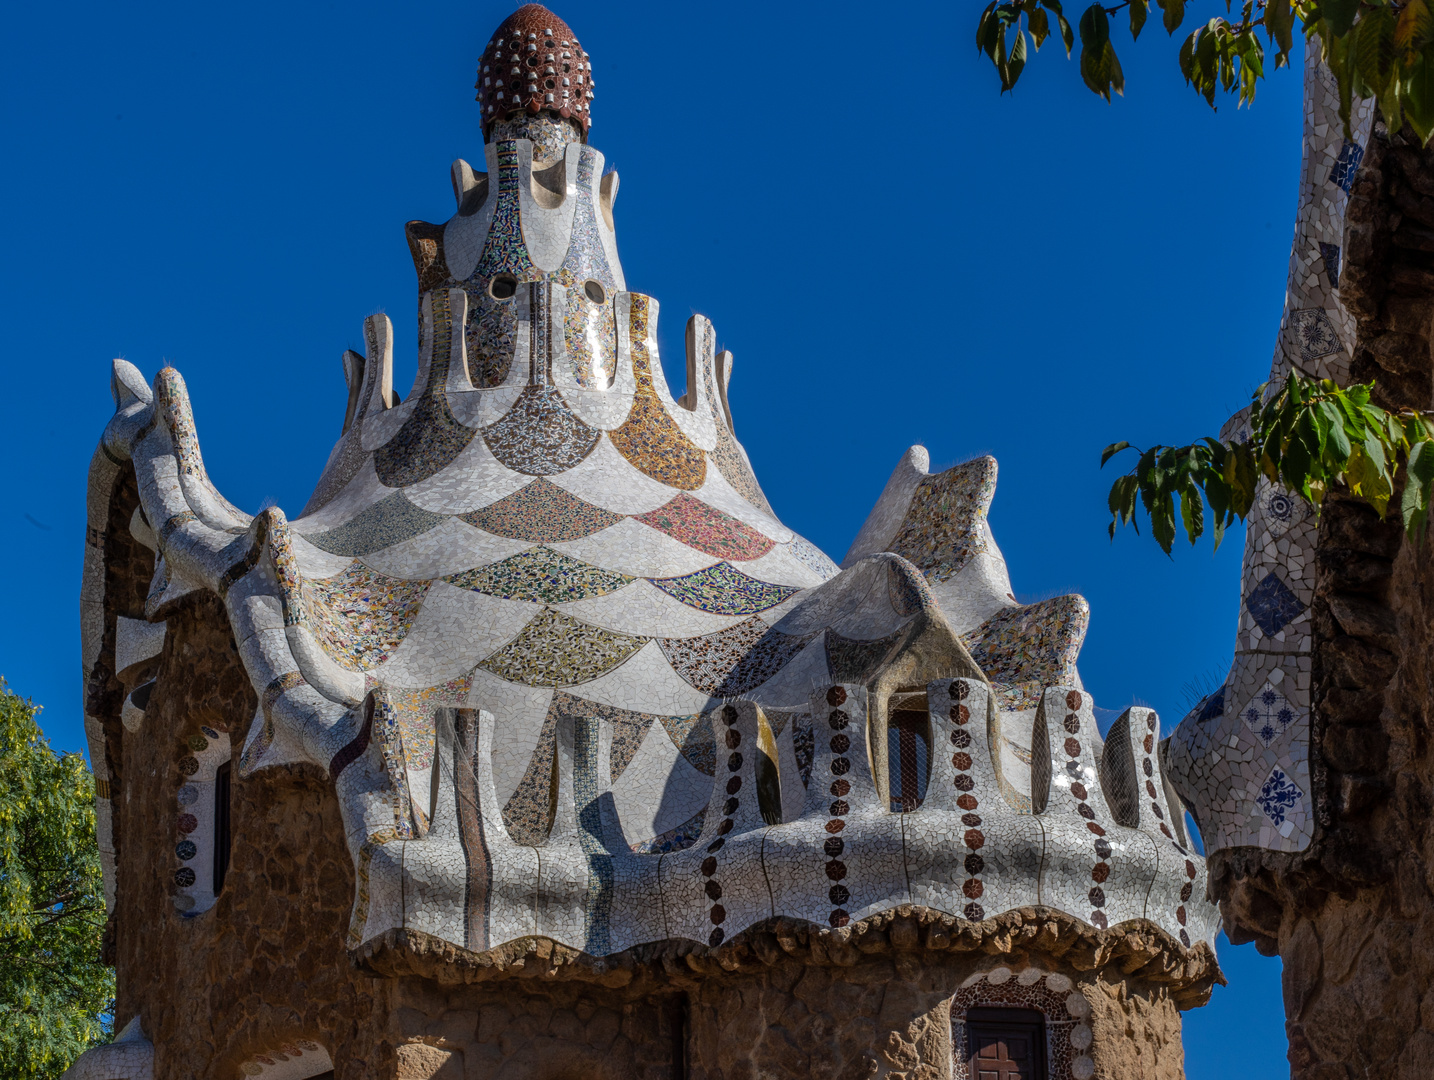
xmin=460 ymin=478 xmax=622 ymax=541
xmin=636 ymin=493 xmax=774 ymax=562
xmin=480 ymin=607 xmax=646 ymax=687
xmin=887 ymin=456 xmax=997 ymax=585
xmin=446 ymin=546 xmax=633 ymax=604
xmin=372 ymin=292 xmax=478 ymax=487
xmin=650 ymin=561 xmax=798 ymax=616
xmin=608 ymin=295 xmax=706 ymax=489
xmin=825 ymin=627 xmax=905 ymax=684
xmin=961 ymin=595 xmax=1088 ymax=711
xmin=658 ymin=617 xmax=811 ymax=696
xmin=298 ymin=493 xmax=448 ymax=557
xmin=302 ymin=565 xmax=431 ymax=671
xmin=483 ymin=385 xmax=601 ymax=475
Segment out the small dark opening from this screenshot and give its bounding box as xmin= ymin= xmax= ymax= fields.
xmin=584 ymin=279 xmax=607 ymax=305
xmin=213 ymin=762 xmax=232 ymax=895
xmin=666 ymin=993 xmax=689 ymax=1080
xmin=888 ymin=707 xmax=930 ymax=812
xmin=490 ymin=274 xmax=518 ymax=300
xmin=964 ymin=1007 xmax=1048 ymax=1080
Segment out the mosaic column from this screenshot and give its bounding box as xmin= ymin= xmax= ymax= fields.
xmin=1168 ymin=48 xmax=1375 ymax=855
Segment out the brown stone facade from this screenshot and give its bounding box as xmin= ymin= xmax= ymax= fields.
xmin=1212 ymin=125 xmax=1434 ymax=1078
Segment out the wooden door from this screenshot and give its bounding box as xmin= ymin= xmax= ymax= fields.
xmin=964 ymin=1008 xmax=1047 ymax=1080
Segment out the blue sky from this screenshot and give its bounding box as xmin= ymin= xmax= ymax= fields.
xmin=0 ymin=1 xmax=1289 ymax=1071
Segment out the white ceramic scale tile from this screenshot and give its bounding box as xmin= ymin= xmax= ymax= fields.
xmin=549 ymin=517 xmax=719 ymax=579
xmin=401 ymin=433 xmax=530 ymax=513
xmin=609 ymin=720 xmax=712 ymax=845
xmin=563 ymin=641 xmax=713 ymax=716
xmin=367 ymin=582 xmax=536 ymax=688
xmin=359 ymin=518 xmax=532 ymax=580
xmin=547 ymin=435 xmax=679 ymax=514
xmin=553 ymin=578 xmax=745 ymax=638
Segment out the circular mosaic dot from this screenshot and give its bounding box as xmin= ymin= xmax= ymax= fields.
xmin=830 ymin=734 xmax=850 ymax=754
xmin=281 ymin=1044 xmax=302 ymax=1057
xmin=1063 ymin=714 xmax=1081 ymax=734
xmin=201 ymin=726 xmax=220 ymax=740
xmin=951 ymin=704 xmax=971 ymax=725
xmin=727 ymin=752 xmax=743 ymax=772
xmin=700 ymin=857 xmax=717 ymax=876
xmin=824 ymin=836 xmax=845 ymax=857
xmin=298 ymin=1041 xmax=320 ymax=1052
xmin=1086 ymin=822 xmax=1106 ymax=837
xmin=726 ymin=776 xmax=742 ymax=794
xmin=957 ymin=793 xmax=978 ymax=811
xmin=704 ymin=880 xmax=722 ymax=900
xmin=1176 ymin=906 xmax=1188 ymax=925
xmin=1185 ymin=860 xmax=1197 ymax=879
xmin=826 ymin=686 xmax=847 ymax=706
xmin=177 ymin=756 xmax=199 ymax=777
xmin=1070 ymin=1023 xmax=1093 ymax=1051
xmin=962 ymin=878 xmax=983 ymax=899
xmin=963 ymin=901 xmax=985 ymax=921
xmin=951 ymin=752 xmax=972 ymax=771
xmin=1073 ymin=1055 xmax=1096 ymax=1080
xmin=1143 ymin=734 xmax=1155 ymax=753
xmin=828 ymin=908 xmax=850 ymax=927
xmin=1046 ymin=973 xmax=1072 ymax=993
xmin=1143 ymin=758 xmax=1154 ymax=776
xmin=1091 ymin=862 xmax=1110 ymax=883
xmin=723 ymin=797 xmax=739 ymax=815
xmin=716 ymin=819 xmax=734 ymax=836
xmin=1151 ymin=801 xmax=1165 ymax=819
xmin=1063 ymin=738 xmax=1082 ymax=758
xmin=828 ymin=709 xmax=849 ymax=730
xmin=709 ymin=927 xmax=725 ymax=947
xmin=243 ymin=1064 xmax=264 ymax=1077
xmin=1066 ymin=691 xmax=1083 ymax=710
xmin=954 ymin=774 xmax=975 ymax=792
xmin=706 ymin=838 xmax=725 ymax=854
xmin=825 ymin=860 xmax=847 ymax=881
xmin=175 ymin=841 xmax=197 ymax=861
xmin=177 ymin=813 xmax=198 ymax=834
xmin=725 ymin=729 xmax=742 ymax=749
xmin=187 ymin=735 xmax=209 ymax=752
xmin=1089 ymin=911 xmax=1108 ymax=929
xmin=1070 ymin=782 xmax=1088 ymax=800
xmin=959 ymin=814 xmax=980 ymax=829
xmin=964 ymin=828 xmax=985 ymax=849
xmin=987 ymin=966 xmax=1012 ymax=985
xmin=1088 ymin=886 xmax=1106 ymax=907
xmin=965 ymin=853 xmax=985 ymax=875
xmin=1077 ymin=803 xmax=1095 ymax=820
xmin=950 ymin=729 xmax=971 ymax=748
xmin=1180 ymin=882 xmax=1193 ymax=902
xmin=830 ymin=757 xmax=850 ymax=775
xmin=954 ymin=682 xmax=970 ymax=700
xmin=174 ymin=867 xmax=196 ymax=888
xmin=830 ymin=779 xmax=850 ymax=797
xmin=829 ymin=884 xmax=849 ymax=905
xmin=1145 ymin=780 xmax=1159 ymax=798
xmin=824 ymin=819 xmax=845 ymax=833
xmin=1146 ymin=713 xmax=1157 ymax=731
xmin=709 ymin=905 xmax=726 ymax=924
xmin=173 ymin=893 xmax=195 ymax=912
xmin=829 ymin=799 xmax=849 ymax=816
xmin=1094 ymin=838 xmax=1112 ymax=859
xmin=177 ymin=784 xmax=198 ymax=806
xmin=1160 ymin=823 xmax=1174 ymax=839
xmin=721 ymin=704 xmax=738 ymax=724
xmin=1179 ymin=929 xmax=1191 ymax=948
xmin=1017 ymin=967 xmax=1043 ymax=986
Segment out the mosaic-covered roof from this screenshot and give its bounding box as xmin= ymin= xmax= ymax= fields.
xmin=79 ymin=5 xmax=1218 ymax=966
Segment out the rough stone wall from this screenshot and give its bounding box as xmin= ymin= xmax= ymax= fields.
xmin=111 ymin=593 xmax=390 ymax=1079
xmin=365 ymin=909 xmax=1212 ymax=1080
xmin=1213 ymin=125 xmax=1434 ymax=1078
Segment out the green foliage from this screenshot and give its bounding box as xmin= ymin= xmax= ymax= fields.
xmin=0 ymin=682 xmax=113 ymax=1078
xmin=1103 ymin=373 xmax=1434 ymax=553
xmin=976 ymin=0 xmax=1434 ymax=143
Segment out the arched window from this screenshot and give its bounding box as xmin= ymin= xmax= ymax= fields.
xmin=951 ymin=968 xmax=1095 ymax=1080
xmin=887 ymin=700 xmax=930 ymax=812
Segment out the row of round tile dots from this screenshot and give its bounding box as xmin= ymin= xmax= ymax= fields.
xmin=240 ymin=1040 xmax=323 ymax=1077
xmin=1061 ymin=692 xmax=1114 ymax=931
xmin=1138 ymin=712 xmax=1198 ymax=947
xmin=478 ymin=30 xmax=594 ymax=119
xmin=700 ymin=704 xmax=742 ymax=947
xmin=949 ymin=682 xmax=986 ymax=922
xmin=173 ymin=725 xmax=220 ymax=900
xmin=825 ymin=686 xmax=852 ymax=928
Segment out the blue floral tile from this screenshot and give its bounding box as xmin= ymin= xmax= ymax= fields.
xmin=1241 ymin=679 xmax=1300 ymax=747
xmin=1256 ymin=767 xmax=1303 ymax=826
xmin=1246 ymin=571 xmax=1305 ymax=636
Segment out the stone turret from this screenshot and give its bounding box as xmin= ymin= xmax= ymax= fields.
xmin=69 ymin=7 xmax=1219 ymax=1078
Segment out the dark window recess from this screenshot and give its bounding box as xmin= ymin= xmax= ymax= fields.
xmin=888 ymin=709 xmax=930 ymax=812
xmin=964 ymin=1007 xmax=1048 ymax=1080
xmin=213 ymin=762 xmax=232 ymax=894
xmin=665 ymin=993 xmax=689 ymax=1080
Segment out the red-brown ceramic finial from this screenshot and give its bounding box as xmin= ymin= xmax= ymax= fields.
xmin=475 ymin=4 xmax=593 ymax=137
